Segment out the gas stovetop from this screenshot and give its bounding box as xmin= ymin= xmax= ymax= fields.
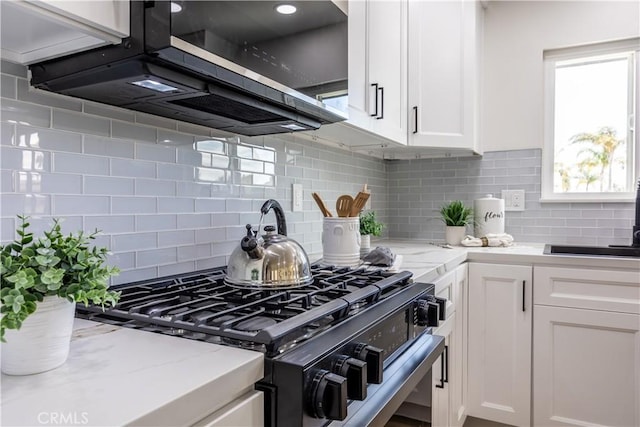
xmin=76 ymin=263 xmax=414 ymax=355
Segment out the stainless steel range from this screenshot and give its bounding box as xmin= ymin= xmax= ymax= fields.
xmin=77 ymin=263 xmax=445 ymax=426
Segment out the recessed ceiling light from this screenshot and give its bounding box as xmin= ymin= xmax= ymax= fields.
xmin=275 ymin=4 xmax=297 ymax=15
xmin=170 ymin=2 xmax=182 ymax=13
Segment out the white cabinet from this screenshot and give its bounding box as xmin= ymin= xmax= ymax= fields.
xmin=193 ymin=390 xmax=264 ymax=427
xmin=467 ymin=262 xmax=532 ymax=427
xmin=0 ymin=0 xmax=129 ymax=64
xmin=346 ymin=0 xmax=407 ymax=145
xmin=406 ymin=0 xmax=482 ymax=153
xmin=397 ymin=264 xmax=467 ymax=426
xmin=533 ymin=266 xmax=640 ymax=427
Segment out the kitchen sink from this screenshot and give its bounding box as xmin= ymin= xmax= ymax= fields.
xmin=544 ymin=244 xmax=640 ymax=258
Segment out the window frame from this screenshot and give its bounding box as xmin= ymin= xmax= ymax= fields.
xmin=542 ymin=38 xmax=639 ymax=203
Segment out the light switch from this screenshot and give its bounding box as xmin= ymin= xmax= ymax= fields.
xmin=292 ymin=183 xmax=303 ymax=212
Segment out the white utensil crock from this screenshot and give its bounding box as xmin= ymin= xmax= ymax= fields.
xmin=1 ymin=296 xmax=76 ymax=375
xmin=323 ymin=217 xmax=361 ymax=267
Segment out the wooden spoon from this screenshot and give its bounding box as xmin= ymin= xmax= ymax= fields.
xmin=312 ymin=192 xmax=333 ymax=217
xmin=349 ymin=191 xmax=370 ymax=217
xmin=336 ymin=195 xmax=354 ymax=217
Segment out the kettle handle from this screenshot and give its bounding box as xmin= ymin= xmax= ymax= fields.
xmin=260 ymin=199 xmax=288 ymax=236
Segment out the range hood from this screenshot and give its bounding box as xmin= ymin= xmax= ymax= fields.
xmin=29 ymin=1 xmax=348 ymax=136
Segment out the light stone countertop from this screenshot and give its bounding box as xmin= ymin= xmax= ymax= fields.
xmin=1 ymin=319 xmax=264 ymax=427
xmin=365 ymin=239 xmax=640 ymax=281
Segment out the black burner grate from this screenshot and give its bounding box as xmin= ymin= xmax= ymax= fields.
xmin=76 ymin=264 xmax=413 ymax=354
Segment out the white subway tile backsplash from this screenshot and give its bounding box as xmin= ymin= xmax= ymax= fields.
xmin=1 ymin=122 xmax=15 ymax=146
xmin=176 ymin=181 xmax=211 ymax=198
xmin=158 ymin=197 xmax=194 ymax=213
xmin=0 ymin=216 xmax=16 ymax=243
xmin=1 ymin=193 xmax=50 ymax=216
xmin=1 ymin=170 xmax=14 ymax=192
xmin=112 ymin=121 xmax=157 ymax=143
xmin=112 ymin=197 xmax=156 ymax=214
xmin=1 ymin=75 xmax=16 ymax=99
xmin=53 ymin=152 xmax=109 ymax=175
xmin=135 ymin=112 xmax=177 ymax=130
xmin=135 ymin=178 xmax=176 ymax=197
xmin=53 ymin=195 xmax=110 ymax=215
xmin=111 ymin=158 xmax=156 ymax=178
xmin=2 ymin=147 xmax=50 ymax=172
xmin=137 ymin=143 xmax=177 ymax=163
xmin=85 ymin=215 xmax=135 ymax=234
xmin=17 ymin=80 xmax=82 ymax=111
xmin=157 ymin=163 xmax=193 ymax=181
xmin=158 ymin=261 xmax=197 ymax=277
xmin=17 ymin=172 xmax=82 ymax=194
xmin=52 ymin=109 xmax=110 ymax=136
xmin=136 ymin=214 xmax=177 ymax=232
xmin=194 ymin=198 xmax=225 ymax=213
xmin=84 ymin=135 xmax=135 ymax=159
xmin=1 ymin=99 xmax=51 ymax=128
xmin=178 ymin=243 xmax=212 ymax=261
xmin=177 ymin=213 xmax=211 ymax=229
xmin=85 ymin=176 xmax=134 ymax=195
xmin=195 ymin=227 xmax=226 ymax=244
xmin=157 ymin=129 xmax=195 ymax=146
xmin=137 ymin=247 xmax=177 ymax=267
xmin=158 ymin=230 xmax=195 ymax=247
xmin=112 ymin=232 xmax=157 ymax=252
xmin=16 ymin=125 xmax=82 ymax=153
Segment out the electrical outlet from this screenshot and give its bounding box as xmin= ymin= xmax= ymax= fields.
xmin=502 ymin=189 xmax=525 ymax=211
xmin=292 ymin=183 xmax=303 ymax=212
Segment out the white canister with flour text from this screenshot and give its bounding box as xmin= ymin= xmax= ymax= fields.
xmin=474 ymin=194 xmax=505 ymax=237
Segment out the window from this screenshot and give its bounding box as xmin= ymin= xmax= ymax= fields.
xmin=542 ymin=39 xmax=639 ymax=202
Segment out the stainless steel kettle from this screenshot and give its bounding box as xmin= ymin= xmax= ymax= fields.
xmin=225 ymin=199 xmax=313 ymax=289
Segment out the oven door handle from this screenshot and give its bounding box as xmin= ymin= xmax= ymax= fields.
xmin=328 ymin=332 xmax=445 ymax=427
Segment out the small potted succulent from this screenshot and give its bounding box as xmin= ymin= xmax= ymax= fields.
xmin=439 ymin=201 xmax=473 ymax=245
xmin=359 ymin=211 xmax=385 ymax=256
xmin=1 ymin=215 xmax=120 ymax=375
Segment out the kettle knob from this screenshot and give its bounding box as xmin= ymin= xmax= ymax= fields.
xmin=241 ymin=224 xmax=263 ymax=259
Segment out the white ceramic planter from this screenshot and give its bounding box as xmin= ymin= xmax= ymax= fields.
xmin=445 ymin=226 xmax=467 ymax=246
xmin=1 ymin=296 xmax=76 ymax=376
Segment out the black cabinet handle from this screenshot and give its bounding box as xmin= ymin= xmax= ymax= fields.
xmin=412 ymin=106 xmax=418 ymax=133
xmin=443 ymin=345 xmax=449 ymax=383
xmin=377 ymin=87 xmax=384 ymax=120
xmin=522 ymin=280 xmax=526 ymax=312
xmin=435 ymin=350 xmax=445 ymax=389
xmin=370 ymin=83 xmax=379 ymax=117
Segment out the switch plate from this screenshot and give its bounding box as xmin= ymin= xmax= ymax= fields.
xmin=292 ymin=183 xmax=303 ymax=212
xmin=502 ymin=189 xmax=525 ymax=211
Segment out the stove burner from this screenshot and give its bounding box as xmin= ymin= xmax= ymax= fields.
xmin=76 ymin=263 xmax=414 ymax=355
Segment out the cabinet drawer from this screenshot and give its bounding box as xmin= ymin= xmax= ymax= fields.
xmin=534 ymin=266 xmax=640 ymax=314
xmin=434 ymin=269 xmax=457 ymax=317
xmin=193 ymin=390 xmax=263 ymax=427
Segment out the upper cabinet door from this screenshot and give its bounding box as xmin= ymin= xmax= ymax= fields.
xmin=0 ymin=0 xmax=129 ymax=64
xmin=407 ymin=0 xmax=481 ymax=153
xmin=347 ymin=0 xmax=407 ymax=145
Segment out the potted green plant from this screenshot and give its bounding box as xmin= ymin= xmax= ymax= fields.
xmin=439 ymin=200 xmax=473 ymax=245
xmin=1 ymin=215 xmax=120 ymax=375
xmin=359 ymin=211 xmax=384 ymax=256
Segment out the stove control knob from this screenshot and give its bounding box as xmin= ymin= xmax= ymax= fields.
xmin=332 ymin=355 xmax=368 ymax=400
xmin=351 ymin=343 xmax=383 ymax=384
xmin=306 ymin=369 xmax=347 ymax=420
xmin=416 ymin=298 xmax=440 ymax=327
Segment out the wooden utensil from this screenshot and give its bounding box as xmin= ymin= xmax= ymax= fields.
xmin=349 ymin=191 xmax=370 ymax=217
xmin=336 ymin=195 xmax=354 ymax=217
xmin=312 ymin=192 xmax=333 ymax=217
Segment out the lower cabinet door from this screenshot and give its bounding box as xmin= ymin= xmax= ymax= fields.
xmin=432 ymin=315 xmax=454 ymax=427
xmin=534 ymin=305 xmax=640 ymax=427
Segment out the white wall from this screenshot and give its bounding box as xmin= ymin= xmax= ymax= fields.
xmin=482 ymin=0 xmax=640 ymax=152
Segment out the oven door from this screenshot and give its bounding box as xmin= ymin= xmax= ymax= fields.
xmin=328 ymin=332 xmax=445 ymax=427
